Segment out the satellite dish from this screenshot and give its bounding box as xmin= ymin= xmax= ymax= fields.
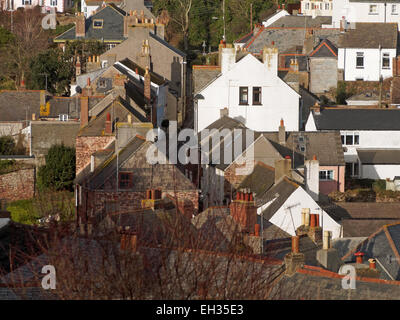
xmin=76 ymin=86 xmax=82 ymax=94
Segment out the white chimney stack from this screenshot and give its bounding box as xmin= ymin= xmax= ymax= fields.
xmin=221 ymin=47 xmax=236 ymax=74
xmin=305 ymin=155 xmax=320 ymax=201
xmin=262 ymin=46 xmax=278 ymax=75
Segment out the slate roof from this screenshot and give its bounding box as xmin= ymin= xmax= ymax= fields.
xmin=311 ymin=108 xmax=400 ymax=130
xmin=54 ymin=5 xmax=126 ymax=42
xmin=258 ymin=177 xmax=299 ymax=220
xmin=276 ymin=266 xmax=400 ymax=299
xmin=192 ymin=66 xmax=221 ymax=94
xmin=0 ymin=90 xmax=103 ymax=121
xmin=309 ymin=38 xmax=338 ymax=57
xmin=236 ymin=162 xmax=275 ymax=198
xmin=280 ymin=55 xmax=308 ymax=71
xmin=244 ymin=27 xmax=341 ymax=53
xmin=341 ymin=223 xmax=400 ymax=281
xmin=338 ymin=23 xmax=398 ymax=48
xmin=267 ymin=15 xmax=332 ymax=28
xmin=258 ymin=131 xmax=345 ymax=167
xmin=78 ymin=95 xmax=147 ymax=136
xmin=357 ymin=149 xmax=400 ymax=164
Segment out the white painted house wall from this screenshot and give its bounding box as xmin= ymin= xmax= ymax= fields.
xmin=259 ymin=186 xmax=342 ymax=239
xmin=301 ymin=0 xmax=333 ymax=17
xmin=338 ymin=48 xmax=396 ymax=81
xmin=81 ymin=0 xmax=98 ymax=17
xmin=362 ymin=164 xmax=400 ymax=180
xmin=13 ymin=0 xmax=72 ymax=12
xmin=195 ymin=49 xmax=300 ymax=133
xmin=332 ymin=0 xmax=400 ymax=29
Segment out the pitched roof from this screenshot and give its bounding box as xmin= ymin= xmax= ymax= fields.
xmin=311 ymin=108 xmax=400 ymax=130
xmin=54 ymin=5 xmax=126 ymax=42
xmin=258 ymin=177 xmax=299 ymax=220
xmin=392 ymin=77 xmax=400 ymax=104
xmin=309 ymin=38 xmax=338 ymax=57
xmin=259 ymin=131 xmax=345 ymax=166
xmin=192 ymin=66 xmax=221 ymax=94
xmin=244 ymin=27 xmax=341 ymax=53
xmin=341 ymin=223 xmax=400 ymax=281
xmin=338 ymin=23 xmax=398 ymax=48
xmin=357 ymin=149 xmax=400 ymax=164
xmin=115 ymin=58 xmax=167 ymax=86
xmin=0 ymin=90 xmax=103 ymax=121
xmin=237 ymin=162 xmax=275 ymax=198
xmin=267 ymin=15 xmax=332 ymax=28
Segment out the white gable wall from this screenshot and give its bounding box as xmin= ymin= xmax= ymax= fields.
xmin=196 ymin=54 xmax=300 ymax=132
xmin=264 ymin=187 xmax=342 ymax=239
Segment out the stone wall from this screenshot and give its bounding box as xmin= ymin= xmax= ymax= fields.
xmin=76 ymin=135 xmax=115 ymax=174
xmin=0 ymin=168 xmax=35 ymax=201
xmin=310 ymin=58 xmax=338 ymax=94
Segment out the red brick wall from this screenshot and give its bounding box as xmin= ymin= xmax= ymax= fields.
xmin=0 ymin=168 xmax=35 ymax=201
xmin=76 ymin=136 xmax=115 ymax=174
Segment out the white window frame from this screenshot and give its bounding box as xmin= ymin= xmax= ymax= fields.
xmin=356 ymin=52 xmax=364 ymax=69
xmin=319 ymin=170 xmax=334 ymax=181
xmin=369 ymin=4 xmax=378 ymax=14
xmin=341 ymin=132 xmax=359 ymax=146
xmin=392 ymin=4 xmax=398 ymax=14
xmin=59 ymin=114 xmax=69 ymax=121
xmin=305 ymin=2 xmax=310 ymax=10
xmin=382 ymin=52 xmax=390 ymax=69
xmin=51 ymin=0 xmax=57 ymax=6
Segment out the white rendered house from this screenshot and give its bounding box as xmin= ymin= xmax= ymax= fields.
xmin=11 ymin=0 xmax=73 ymax=12
xmin=194 ymin=47 xmax=301 ymax=133
xmin=306 ymin=107 xmax=400 ymax=180
xmin=259 ymin=178 xmax=342 ymax=239
xmin=337 ymin=23 xmax=397 ymax=81
xmin=301 ymin=0 xmax=333 ymax=17
xmin=332 ymin=0 xmax=400 ymax=29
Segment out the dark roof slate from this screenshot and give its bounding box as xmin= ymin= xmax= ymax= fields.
xmin=357 ymin=149 xmax=400 ymax=164
xmin=338 ymin=23 xmax=398 ymax=48
xmin=312 ymin=108 xmax=400 ymax=130
xmin=55 ymin=5 xmax=126 ymax=42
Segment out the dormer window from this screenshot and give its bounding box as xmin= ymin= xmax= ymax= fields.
xmin=93 ymin=19 xmax=103 ymax=28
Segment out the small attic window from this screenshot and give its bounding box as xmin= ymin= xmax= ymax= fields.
xmin=93 ymin=19 xmax=103 ymax=28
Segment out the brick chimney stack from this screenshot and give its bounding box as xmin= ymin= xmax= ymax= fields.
xmin=279 ymin=119 xmax=286 ymax=145
xmin=230 ymin=189 xmax=257 ymax=233
xmin=80 ymin=96 xmax=89 ymax=128
xmin=105 ymin=112 xmax=112 ymax=134
xmin=144 ymin=66 xmax=151 ymax=103
xmin=76 ymin=12 xmax=86 ymax=38
xmin=76 ymin=56 xmax=81 ymax=77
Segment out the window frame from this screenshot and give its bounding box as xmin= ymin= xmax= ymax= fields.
xmin=341 ymin=132 xmax=360 ymax=146
xmin=392 ymin=4 xmax=398 ymax=14
xmin=239 ymin=86 xmax=249 ymax=105
xmin=382 ymin=52 xmax=390 ymax=69
xmin=319 ymin=170 xmax=334 ymax=181
xmin=118 ymin=172 xmax=133 ymax=189
xmin=252 ymin=87 xmax=262 ymax=105
xmin=356 ymin=52 xmax=364 ymax=69
xmin=93 ymin=19 xmax=104 ymax=29
xmin=369 ymin=4 xmax=378 ymax=14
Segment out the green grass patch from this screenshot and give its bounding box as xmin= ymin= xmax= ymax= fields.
xmin=7 ymin=191 xmax=75 ymax=225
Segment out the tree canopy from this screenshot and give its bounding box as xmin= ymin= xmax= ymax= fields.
xmin=38 ymin=144 xmax=76 ymax=191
